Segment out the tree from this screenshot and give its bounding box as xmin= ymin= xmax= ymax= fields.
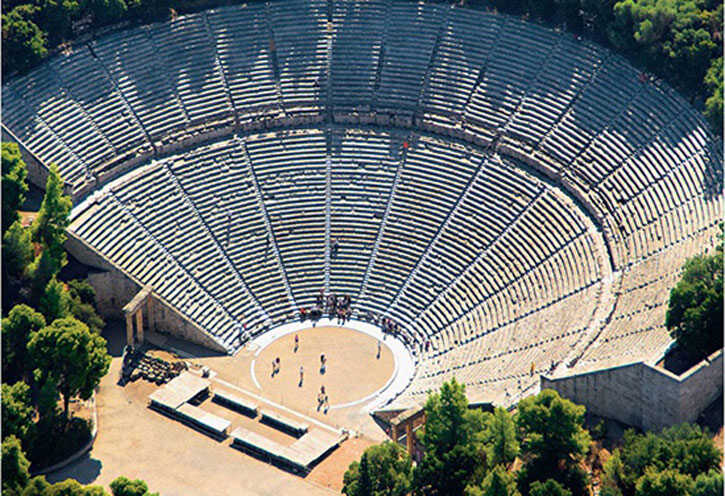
xmin=634 ymin=468 xmax=693 ymax=496
xmin=3 ymin=221 xmax=34 ymax=282
xmin=44 ymin=479 xmax=109 ymax=496
xmin=67 ymin=280 xmax=104 ymax=335
xmin=2 ymin=142 xmax=29 ymax=233
xmin=39 ymin=276 xmax=70 ymax=323
xmin=515 ymin=389 xmax=591 ymax=496
xmin=2 ymin=304 xmax=46 ymax=382
xmin=109 ymin=477 xmax=158 ymax=496
xmin=22 ymin=476 xmax=52 ymax=496
xmin=2 ymin=382 xmax=36 ymax=445
xmin=529 ymin=479 xmax=572 ymax=496
xmin=413 ymin=379 xmax=487 ymax=495
xmin=343 ymin=442 xmax=413 ymax=496
xmin=666 ymin=250 xmax=723 ymax=359
xmin=692 ymin=469 xmax=723 ymax=496
xmin=466 ymin=465 xmax=520 ymax=496
xmin=2 ymin=435 xmax=31 ymax=495
xmin=481 ymin=407 xmax=519 ymax=467
xmin=1 ymin=5 xmax=47 ymax=76
xmin=515 ymin=389 xmax=591 ymax=465
xmin=704 ymin=57 xmax=723 ymax=134
xmin=601 ymin=423 xmax=722 ymax=496
xmin=28 ymin=317 xmax=111 ymax=419
xmin=31 ymin=163 xmax=71 ymax=271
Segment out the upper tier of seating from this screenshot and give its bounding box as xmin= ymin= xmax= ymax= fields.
xmin=4 ymin=1 xmax=719 ymax=197
xmin=7 ymin=0 xmax=722 ymax=408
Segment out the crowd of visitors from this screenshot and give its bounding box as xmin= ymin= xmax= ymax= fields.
xmin=299 ymin=289 xmax=352 ymax=324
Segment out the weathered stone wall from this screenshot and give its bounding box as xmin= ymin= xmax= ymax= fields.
xmin=65 ymin=232 xmax=227 ymax=354
xmin=541 ymin=350 xmax=723 ymax=431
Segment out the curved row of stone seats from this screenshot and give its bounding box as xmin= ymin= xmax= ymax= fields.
xmin=407 ymin=187 xmax=599 ymax=341
xmin=7 ymin=65 xmax=116 ymax=169
xmin=149 ymin=13 xmax=234 ymax=127
xmin=165 ymin=139 xmax=294 ymax=323
xmin=109 ymin=163 xmax=264 ymax=327
xmin=330 ymin=0 xmax=385 ymax=111
xmin=90 ymin=27 xmax=190 ymax=143
xmin=535 ymin=55 xmax=645 ymax=169
xmin=567 ymin=223 xmax=720 ymax=374
xmin=1 ymin=84 xmax=88 ymax=187
xmin=374 ymin=1 xmax=444 ymax=114
xmin=3 ymin=72 xmax=107 ymax=188
xmin=384 ymin=158 xmax=550 ymax=329
xmin=357 ymin=134 xmax=482 ymax=318
xmin=268 ymin=0 xmax=328 ymax=115
xmin=503 ymin=35 xmax=605 ymax=150
xmin=329 ymin=128 xmax=401 ymax=296
xmin=206 ymin=3 xmax=281 ymax=120
xmin=4 ymin=0 xmax=719 ymax=204
xmin=69 ymin=185 xmax=244 ymax=351
xmin=49 ymin=46 xmax=151 ymax=172
xmin=393 ymin=284 xmax=601 ymax=408
xmin=245 ymin=129 xmax=328 ymax=308
xmin=462 ymin=17 xmax=561 ymax=137
xmin=417 ymin=8 xmax=502 ymax=127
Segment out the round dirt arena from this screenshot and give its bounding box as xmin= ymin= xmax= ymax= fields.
xmin=252 ymin=326 xmax=395 ymax=413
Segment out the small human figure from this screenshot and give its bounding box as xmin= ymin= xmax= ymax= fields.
xmin=320 ymin=353 xmax=326 ymax=373
xmin=271 ymin=359 xmax=277 ymax=377
xmin=331 ymin=238 xmax=339 ymax=258
xmin=317 ymin=385 xmax=326 ymax=411
xmin=299 ymin=365 xmax=304 ymax=387
xmin=276 ymin=357 xmax=281 ymax=374
xmin=294 ymin=333 xmax=299 ymax=352
xmin=377 ymin=339 xmax=381 ymax=359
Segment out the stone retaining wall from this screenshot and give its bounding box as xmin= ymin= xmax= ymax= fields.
xmin=541 ymin=350 xmax=723 ymax=430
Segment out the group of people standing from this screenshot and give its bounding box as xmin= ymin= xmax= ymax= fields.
xmin=298 ymin=289 xmax=352 ymax=324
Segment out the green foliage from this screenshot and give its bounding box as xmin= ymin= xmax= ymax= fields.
xmin=704 ymin=57 xmax=723 ymax=135
xmin=2 ymin=435 xmax=31 ymax=495
xmin=28 ymin=317 xmax=110 ymax=419
xmin=342 ymin=442 xmax=413 ymax=496
xmin=82 ymin=0 xmax=127 ymax=25
xmin=43 ymin=479 xmax=109 ymax=496
xmin=109 ymin=477 xmax=158 ymax=496
xmin=1 ymin=4 xmax=47 ymax=75
xmin=466 ymin=465 xmax=520 ymax=496
xmin=609 ymin=0 xmax=720 ymax=92
xmin=414 ymin=379 xmax=487 ymax=495
xmin=665 ymin=249 xmax=723 ymax=359
xmin=2 ymin=142 xmax=29 ymax=232
xmin=529 ymin=479 xmax=572 ymax=496
xmin=2 ymin=304 xmax=46 ymax=382
xmin=634 ymin=468 xmax=693 ymax=496
xmin=601 ymin=423 xmax=722 ymax=496
xmin=692 ymin=469 xmax=724 ymax=496
xmin=3 ymin=221 xmax=34 ymax=282
xmin=515 ymin=389 xmax=591 ymax=496
xmin=67 ymin=280 xmax=104 ymax=334
xmin=2 ymin=382 xmax=36 ymax=445
xmin=22 ymin=476 xmax=52 ymax=496
xmin=39 ymin=276 xmax=70 ymax=323
xmin=32 ymin=164 xmax=71 ymax=264
xmin=481 ymin=407 xmax=519 ymax=467
xmin=515 ymin=389 xmax=591 ymax=465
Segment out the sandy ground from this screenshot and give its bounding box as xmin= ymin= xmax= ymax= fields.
xmin=47 ymin=323 xmax=397 ymax=495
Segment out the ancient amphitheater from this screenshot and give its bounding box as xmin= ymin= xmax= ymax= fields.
xmin=3 ymin=0 xmax=722 ymax=416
